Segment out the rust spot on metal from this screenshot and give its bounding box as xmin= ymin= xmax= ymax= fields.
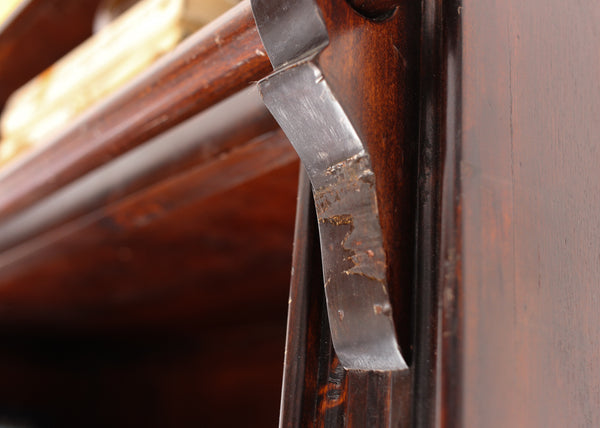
xmin=319 ymin=214 xmax=353 ymax=226
xmin=342 ymin=269 xmax=385 ymax=283
xmin=373 ymin=303 xmax=392 ymax=315
xmin=359 ymin=170 xmax=375 ymax=185
xmin=313 ymin=152 xmax=388 ymax=284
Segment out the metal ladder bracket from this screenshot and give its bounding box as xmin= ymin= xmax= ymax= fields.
xmin=251 ymin=0 xmax=407 ymax=372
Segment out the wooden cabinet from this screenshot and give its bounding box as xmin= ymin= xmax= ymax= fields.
xmin=0 ymin=0 xmax=598 ymax=427
xmin=423 ymin=1 xmax=600 ymax=426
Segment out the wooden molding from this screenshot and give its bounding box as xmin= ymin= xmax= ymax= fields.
xmin=0 ymin=0 xmax=241 ymax=166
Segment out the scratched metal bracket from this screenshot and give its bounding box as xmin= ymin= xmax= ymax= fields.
xmin=251 ymin=0 xmax=407 ymax=371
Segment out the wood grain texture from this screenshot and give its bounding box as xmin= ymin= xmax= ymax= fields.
xmin=318 ymin=0 xmax=419 ymax=424
xmin=412 ymin=0 xmax=444 ymax=426
xmin=278 ymin=170 xmax=326 ymax=428
xmin=0 ymin=87 xmax=278 ymax=252
xmin=0 ymin=135 xmax=297 ymax=329
xmin=428 ymin=0 xmax=600 ymax=426
xmin=0 ymin=0 xmax=101 ymax=112
xmin=0 ymin=0 xmax=271 ymax=222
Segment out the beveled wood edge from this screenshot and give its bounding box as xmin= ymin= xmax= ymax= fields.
xmin=0 ymin=128 xmax=296 ymax=285
xmin=0 ymin=85 xmax=285 ymax=254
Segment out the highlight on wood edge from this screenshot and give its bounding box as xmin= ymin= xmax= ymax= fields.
xmin=0 ymin=0 xmax=271 ymax=223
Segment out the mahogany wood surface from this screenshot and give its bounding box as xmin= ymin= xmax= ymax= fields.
xmin=3 ymin=0 xmax=596 ymax=426
xmin=0 ymin=160 xmax=298 ymax=427
xmin=0 ymin=0 xmax=272 ymax=222
xmin=412 ymin=0 xmax=444 ymax=426
xmin=425 ymin=0 xmax=600 ymax=426
xmin=0 ymin=137 xmax=297 ymax=329
xmin=0 ymin=87 xmax=277 ymax=253
xmin=0 ymin=0 xmax=427 ymax=426
xmin=0 ymin=2 xmax=291 ymax=427
xmin=278 ymin=170 xmax=325 ymax=428
xmin=0 ymin=0 xmax=101 ymax=112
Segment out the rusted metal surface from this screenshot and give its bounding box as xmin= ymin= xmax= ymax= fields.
xmin=313 ymin=150 xmax=403 ymax=370
xmin=253 ymin=0 xmax=406 ymax=371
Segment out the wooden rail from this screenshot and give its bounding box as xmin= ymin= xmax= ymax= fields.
xmin=0 ymin=0 xmax=271 ymax=222
xmin=0 ymin=128 xmax=296 ymax=329
xmin=0 ymin=0 xmax=101 ymax=110
xmin=0 ymin=87 xmax=283 ymax=253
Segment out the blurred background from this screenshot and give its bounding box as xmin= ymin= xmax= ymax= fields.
xmin=0 ymin=1 xmax=297 ymax=426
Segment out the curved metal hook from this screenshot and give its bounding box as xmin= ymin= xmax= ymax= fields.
xmin=252 ymin=0 xmax=407 ymax=371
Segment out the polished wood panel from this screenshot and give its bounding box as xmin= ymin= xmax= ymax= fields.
xmin=412 ymin=1 xmax=444 ymax=427
xmin=0 ymin=88 xmax=278 ymax=252
xmin=0 ymin=0 xmax=428 ymax=426
xmin=0 ymin=0 xmax=271 ymax=222
xmin=0 ymin=142 xmax=297 ymax=330
xmin=0 ymin=2 xmax=290 ymax=427
xmin=426 ymin=0 xmax=600 ymax=426
xmin=278 ymin=170 xmax=325 ymax=428
xmin=0 ymin=161 xmax=298 ymax=427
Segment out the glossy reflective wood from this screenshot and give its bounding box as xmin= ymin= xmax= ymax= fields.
xmin=0 ymin=0 xmax=271 ymax=222
xmin=0 ymin=158 xmax=299 ymax=426
xmin=0 ymin=2 xmax=292 ymax=427
xmin=0 ymin=87 xmax=277 ymax=253
xmin=278 ymin=170 xmax=325 ymax=428
xmin=424 ymin=0 xmax=600 ymax=426
xmin=411 ymin=1 xmax=444 ymax=426
xmin=0 ymin=0 xmax=425 ymax=426
xmin=0 ymin=135 xmax=296 ymax=329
